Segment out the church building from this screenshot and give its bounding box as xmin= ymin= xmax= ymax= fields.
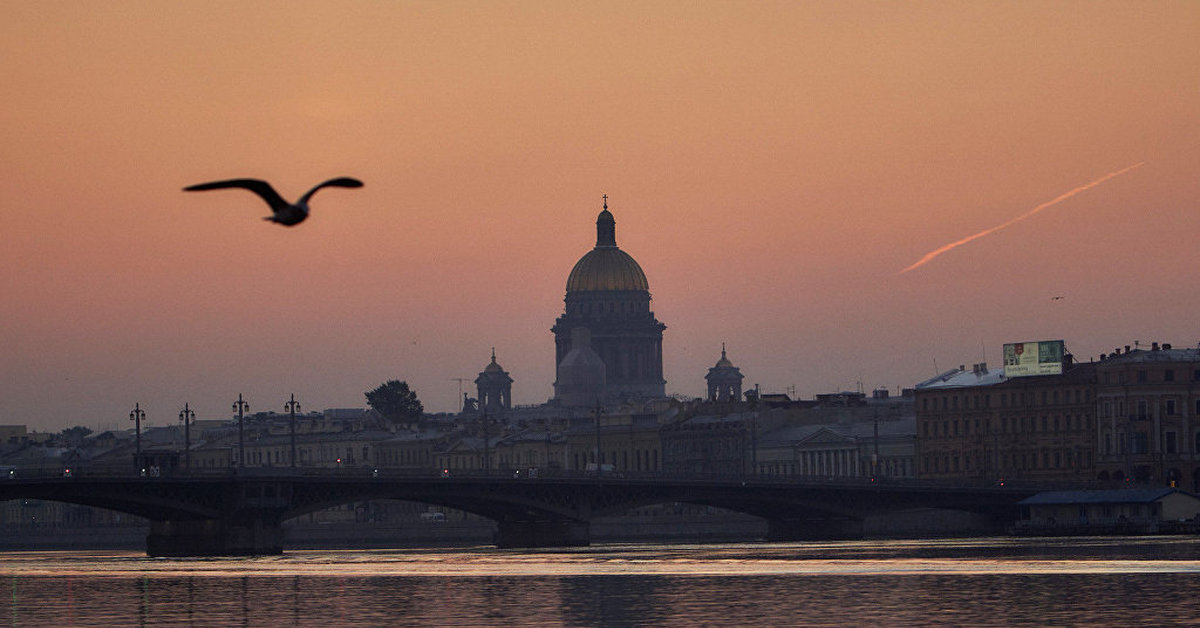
xmin=552 ymin=198 xmax=666 ymax=405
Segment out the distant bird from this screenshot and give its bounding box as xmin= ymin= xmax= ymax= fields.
xmin=1051 ymin=296 xmax=1065 ymax=301
xmin=183 ymin=177 xmax=363 ymax=226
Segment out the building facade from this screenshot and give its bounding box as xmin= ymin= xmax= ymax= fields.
xmin=915 ymin=360 xmax=1097 ymax=484
xmin=1093 ymin=343 xmax=1200 ymax=490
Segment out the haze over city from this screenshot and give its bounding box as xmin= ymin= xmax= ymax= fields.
xmin=3 ymin=1 xmax=1197 ymax=432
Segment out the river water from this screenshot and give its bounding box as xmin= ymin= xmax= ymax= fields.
xmin=3 ymin=537 xmax=1200 ymax=626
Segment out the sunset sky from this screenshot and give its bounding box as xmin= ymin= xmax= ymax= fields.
xmin=3 ymin=1 xmax=1198 ymax=431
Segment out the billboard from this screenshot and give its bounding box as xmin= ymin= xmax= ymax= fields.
xmin=1003 ymin=340 xmax=1065 ymax=377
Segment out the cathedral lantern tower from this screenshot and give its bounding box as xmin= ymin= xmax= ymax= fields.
xmin=706 ymin=344 xmax=744 ymax=402
xmin=475 ymin=349 xmax=513 ymax=415
xmin=553 ymin=197 xmax=666 ymax=404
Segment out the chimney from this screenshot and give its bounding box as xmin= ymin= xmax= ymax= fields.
xmin=1152 ymin=342 xmax=1160 ymax=351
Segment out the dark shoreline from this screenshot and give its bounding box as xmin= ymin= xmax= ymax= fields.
xmin=0 ymin=515 xmax=771 ymax=552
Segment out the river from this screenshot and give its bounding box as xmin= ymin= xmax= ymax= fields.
xmin=3 ymin=537 xmax=1200 ymax=626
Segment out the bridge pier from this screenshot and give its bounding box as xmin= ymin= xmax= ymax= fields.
xmin=766 ymin=518 xmax=864 ymax=541
xmin=494 ymin=519 xmax=590 ymax=548
xmin=147 ymin=517 xmax=284 ymax=557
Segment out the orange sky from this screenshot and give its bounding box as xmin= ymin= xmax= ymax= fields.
xmin=2 ymin=1 xmax=1198 ymax=431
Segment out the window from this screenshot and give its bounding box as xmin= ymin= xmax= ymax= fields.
xmin=1166 ymin=399 xmax=1177 ymax=415
xmin=1165 ymin=370 xmax=1175 ymax=382
xmin=1137 ymin=370 xmax=1147 ymax=383
xmin=1130 ymin=432 xmax=1149 ymax=454
xmin=1166 ymin=431 xmax=1177 ymax=454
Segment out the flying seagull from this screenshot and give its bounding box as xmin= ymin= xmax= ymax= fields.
xmin=183 ymin=177 xmax=363 ymax=226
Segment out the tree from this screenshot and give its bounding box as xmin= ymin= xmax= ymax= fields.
xmin=365 ymin=380 xmax=424 ymax=426
xmin=58 ymin=425 xmax=93 ymax=446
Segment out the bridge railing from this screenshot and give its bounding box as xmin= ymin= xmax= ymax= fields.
xmin=0 ymin=464 xmax=1111 ymax=492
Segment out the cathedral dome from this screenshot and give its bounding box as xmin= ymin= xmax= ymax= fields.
xmin=565 ymin=204 xmax=649 ymax=292
xmin=482 ymin=348 xmax=506 ymax=374
xmin=714 ymin=348 xmax=734 ymax=369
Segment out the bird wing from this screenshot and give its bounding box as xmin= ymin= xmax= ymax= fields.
xmin=183 ymin=179 xmax=290 ymax=213
xmin=298 ymin=177 xmax=364 ymax=205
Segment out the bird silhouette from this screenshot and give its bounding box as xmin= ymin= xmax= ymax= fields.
xmin=184 ymin=177 xmax=363 ymax=226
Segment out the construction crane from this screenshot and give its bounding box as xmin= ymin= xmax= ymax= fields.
xmin=450 ymin=377 xmax=472 ymax=411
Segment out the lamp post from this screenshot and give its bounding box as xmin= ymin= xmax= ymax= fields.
xmin=481 ymin=409 xmax=490 ymax=475
xmin=233 ymin=393 xmax=249 ymax=468
xmin=179 ymin=403 xmax=195 ymax=471
xmin=129 ymin=402 xmax=145 ymax=474
xmin=593 ymin=402 xmax=604 ymax=470
xmin=284 ymin=394 xmax=300 ymax=468
xmin=751 ymin=384 xmax=760 ymax=477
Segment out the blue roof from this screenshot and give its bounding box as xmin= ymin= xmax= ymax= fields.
xmin=1018 ymin=488 xmax=1191 ymax=505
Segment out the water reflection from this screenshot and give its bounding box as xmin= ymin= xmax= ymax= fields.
xmin=3 ymin=538 xmax=1200 ymax=626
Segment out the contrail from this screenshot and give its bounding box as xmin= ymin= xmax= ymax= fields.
xmin=898 ymin=162 xmax=1144 ymax=274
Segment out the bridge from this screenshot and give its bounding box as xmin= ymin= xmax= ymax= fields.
xmin=0 ymin=470 xmax=1039 ymax=556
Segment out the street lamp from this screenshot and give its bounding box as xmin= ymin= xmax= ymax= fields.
xmin=593 ymin=401 xmax=604 ymax=469
xmin=481 ymin=409 xmax=490 ymax=475
xmin=233 ymin=393 xmax=249 ymax=468
xmin=179 ymin=403 xmax=195 ymax=471
xmin=750 ymin=384 xmax=760 ymax=477
xmin=129 ymin=402 xmax=145 ymax=474
xmin=284 ymin=394 xmax=300 ymax=468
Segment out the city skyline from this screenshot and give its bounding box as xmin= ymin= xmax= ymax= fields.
xmin=3 ymin=2 xmax=1198 ymax=431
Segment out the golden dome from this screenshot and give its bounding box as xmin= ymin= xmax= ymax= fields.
xmin=565 ymin=206 xmax=649 ymax=292
xmin=567 ymin=247 xmax=649 ymax=292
